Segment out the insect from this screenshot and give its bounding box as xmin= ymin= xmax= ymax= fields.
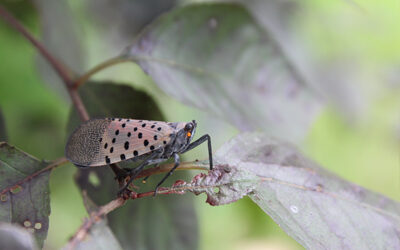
xmin=65 ymin=118 xmax=213 ymax=195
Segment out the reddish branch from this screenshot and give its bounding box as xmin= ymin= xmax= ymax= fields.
xmin=67 ymin=184 xmax=193 ymax=249
xmin=67 ymin=162 xmax=209 ymax=248
xmin=0 ymin=5 xmax=89 ymax=121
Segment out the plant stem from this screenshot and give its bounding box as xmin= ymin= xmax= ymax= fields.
xmin=73 ymin=56 xmax=131 ymax=89
xmin=0 ymin=5 xmax=73 ymax=85
xmin=0 ymin=5 xmax=90 ymax=122
xmin=67 ymin=183 xmax=194 ymax=248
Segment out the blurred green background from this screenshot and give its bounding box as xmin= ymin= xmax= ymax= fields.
xmin=0 ymin=0 xmax=399 ymax=249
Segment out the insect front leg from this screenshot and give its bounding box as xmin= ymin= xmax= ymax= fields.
xmin=182 ymin=134 xmax=213 ymax=170
xmin=118 ymin=147 xmax=163 ymax=197
xmin=153 ymin=153 xmax=180 ymax=196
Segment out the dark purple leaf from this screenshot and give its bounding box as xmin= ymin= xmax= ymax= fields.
xmin=190 ymin=133 xmax=400 ymax=249
xmin=125 ymin=3 xmax=321 ymax=143
xmin=0 ymin=143 xmax=50 ymax=248
xmin=227 ymin=0 xmax=365 ymax=120
xmin=86 ymin=0 xmax=177 ymax=41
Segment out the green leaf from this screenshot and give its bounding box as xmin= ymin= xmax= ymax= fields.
xmin=191 ymin=133 xmax=400 ymax=249
xmin=0 ymin=222 xmax=37 ymax=250
xmin=0 ymin=109 xmax=6 ymax=141
xmin=125 ymin=3 xmax=321 ymax=143
xmin=68 ymin=82 xmax=198 ymax=250
xmin=0 ymin=143 xmax=51 ymax=248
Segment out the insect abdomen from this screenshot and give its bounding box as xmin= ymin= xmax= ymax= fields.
xmin=65 ymin=119 xmax=111 ymax=167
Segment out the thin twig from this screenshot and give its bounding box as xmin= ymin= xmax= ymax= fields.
xmin=67 ymin=183 xmax=193 ymax=249
xmin=0 ymin=5 xmax=73 ymax=85
xmin=0 ymin=5 xmax=90 ymax=121
xmin=67 ymin=197 xmax=126 ymax=249
xmin=0 ymin=157 xmax=69 ymax=195
xmin=67 ymin=161 xmax=210 ymax=248
xmin=73 ymin=56 xmax=131 ymax=89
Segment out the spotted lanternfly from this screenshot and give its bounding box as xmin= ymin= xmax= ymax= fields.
xmin=65 ymin=118 xmax=213 ymax=194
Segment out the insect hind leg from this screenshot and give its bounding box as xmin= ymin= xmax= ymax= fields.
xmin=118 ymin=147 xmax=163 ymax=197
xmin=153 ymin=153 xmax=180 ymax=196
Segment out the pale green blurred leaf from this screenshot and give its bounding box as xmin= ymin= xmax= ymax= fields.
xmin=0 ymin=143 xmax=50 ymax=248
xmin=125 ymin=3 xmax=321 ymax=143
xmin=191 ymin=133 xmax=400 ymax=249
xmin=0 ymin=223 xmax=37 ymax=250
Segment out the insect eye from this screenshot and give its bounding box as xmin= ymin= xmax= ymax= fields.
xmin=184 ymin=123 xmax=193 ymax=131
xmin=187 ymin=132 xmax=192 ymax=137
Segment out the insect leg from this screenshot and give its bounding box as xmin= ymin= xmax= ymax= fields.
xmin=110 ymin=164 xmax=128 ymax=183
xmin=118 ymin=148 xmax=163 ymax=196
xmin=153 ymin=153 xmax=180 ymax=196
xmin=182 ymin=134 xmax=213 ymax=170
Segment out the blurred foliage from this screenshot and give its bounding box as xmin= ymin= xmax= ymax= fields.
xmin=0 ymin=0 xmax=399 ymax=249
xmin=0 ymin=109 xmax=6 ymax=141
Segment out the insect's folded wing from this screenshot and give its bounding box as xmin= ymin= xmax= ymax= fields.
xmin=66 ymin=119 xmax=176 ymax=167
